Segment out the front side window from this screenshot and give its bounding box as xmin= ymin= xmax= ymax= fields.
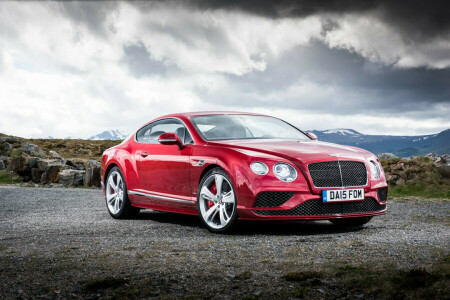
xmin=191 ymin=115 xmax=310 ymax=141
xmin=136 ymin=119 xmax=193 ymax=144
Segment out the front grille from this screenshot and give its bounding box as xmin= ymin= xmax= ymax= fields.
xmin=254 ymin=192 xmax=294 ymax=208
xmin=378 ymin=187 xmax=388 ymax=202
xmin=308 ymin=161 xmax=367 ymax=188
xmin=253 ymin=197 xmax=385 ymax=216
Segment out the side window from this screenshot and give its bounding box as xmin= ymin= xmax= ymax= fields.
xmin=136 ymin=119 xmax=194 ymax=144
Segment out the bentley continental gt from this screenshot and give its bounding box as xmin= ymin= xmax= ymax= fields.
xmin=101 ymin=112 xmax=388 ymax=232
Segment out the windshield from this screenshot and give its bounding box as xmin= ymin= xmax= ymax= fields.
xmin=191 ymin=115 xmax=311 ymax=141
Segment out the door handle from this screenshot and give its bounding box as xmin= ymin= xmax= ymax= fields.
xmin=140 ymin=152 xmax=148 ymax=157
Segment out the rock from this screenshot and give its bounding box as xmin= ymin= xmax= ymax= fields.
xmin=21 ymin=142 xmax=46 ymax=157
xmin=2 ymin=142 xmax=12 ymax=152
xmin=0 ymin=156 xmax=6 ymax=170
xmin=396 ymin=178 xmax=406 ymax=186
xmin=377 ymin=153 xmax=397 ymax=160
xmin=0 ymin=137 xmax=19 ymax=144
xmin=48 ymin=150 xmax=61 ymax=159
xmin=386 ymin=174 xmax=399 ymax=185
xmin=31 ymin=168 xmax=41 ymax=183
xmin=36 ymin=159 xmax=64 ymax=184
xmin=65 ymin=159 xmax=85 ymax=170
xmin=58 ymin=170 xmax=85 ymax=187
xmin=393 ymin=163 xmax=404 ymax=171
xmin=37 ymin=159 xmax=64 ymax=172
xmin=83 ymin=159 xmax=101 ymax=187
xmin=438 ymin=165 xmax=450 ymax=178
xmin=442 ymin=154 xmax=450 ymax=165
xmin=10 ymin=153 xmax=32 ymax=174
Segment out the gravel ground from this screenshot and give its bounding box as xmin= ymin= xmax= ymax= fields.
xmin=0 ymin=186 xmax=449 ymax=299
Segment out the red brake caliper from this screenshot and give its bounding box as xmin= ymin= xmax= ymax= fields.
xmin=208 ymin=184 xmax=217 ymax=209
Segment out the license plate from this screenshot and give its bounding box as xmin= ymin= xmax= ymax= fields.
xmin=322 ymin=188 xmax=364 ymax=202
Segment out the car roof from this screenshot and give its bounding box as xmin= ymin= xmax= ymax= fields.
xmin=160 ymin=111 xmax=270 ymax=119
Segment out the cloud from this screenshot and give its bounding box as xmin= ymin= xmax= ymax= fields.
xmin=0 ymin=1 xmax=448 ymax=139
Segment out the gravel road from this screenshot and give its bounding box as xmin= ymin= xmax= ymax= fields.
xmin=0 ymin=186 xmax=449 ymax=299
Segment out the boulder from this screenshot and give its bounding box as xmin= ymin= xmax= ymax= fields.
xmin=31 ymin=168 xmax=41 ymax=183
xmin=396 ymin=178 xmax=406 ymax=186
xmin=438 ymin=165 xmax=450 ymax=179
xmin=83 ymin=159 xmax=101 ymax=187
xmin=58 ymin=169 xmax=85 ymax=187
xmin=10 ymin=153 xmax=33 ymax=174
xmin=36 ymin=159 xmax=64 ymax=184
xmin=21 ymin=142 xmax=46 ymax=157
xmin=0 ymin=156 xmax=6 ymax=170
xmin=2 ymin=142 xmax=12 ymax=153
xmin=442 ymin=154 xmax=450 ymax=165
xmin=65 ymin=159 xmax=85 ymax=170
xmin=377 ymin=153 xmax=397 ymax=160
xmin=0 ymin=137 xmax=19 ymax=144
xmin=393 ymin=163 xmax=405 ymax=171
xmin=48 ymin=150 xmax=61 ymax=159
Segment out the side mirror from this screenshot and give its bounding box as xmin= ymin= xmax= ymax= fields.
xmin=306 ymin=132 xmax=318 ymax=140
xmin=158 ymin=132 xmax=184 ymax=149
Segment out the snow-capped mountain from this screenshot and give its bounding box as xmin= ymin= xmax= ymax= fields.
xmin=308 ymin=128 xmax=449 ymax=157
xmin=89 ymin=130 xmax=129 ymax=141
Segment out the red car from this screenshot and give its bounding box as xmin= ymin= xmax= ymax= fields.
xmin=101 ymin=112 xmax=387 ymax=232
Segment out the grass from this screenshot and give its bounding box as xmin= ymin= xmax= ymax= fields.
xmin=292 ymin=286 xmax=310 ymax=298
xmin=282 ymin=271 xmax=322 ymax=282
xmin=388 ymin=184 xmax=450 ymax=199
xmin=0 ymin=170 xmax=23 ymax=184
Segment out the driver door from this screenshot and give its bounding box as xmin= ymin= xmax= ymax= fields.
xmin=135 ymin=118 xmax=193 ymax=198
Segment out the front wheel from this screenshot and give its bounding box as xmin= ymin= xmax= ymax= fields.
xmin=105 ymin=166 xmax=140 ymax=219
xmin=330 ymin=216 xmax=373 ymax=227
xmin=197 ymin=168 xmax=238 ymax=233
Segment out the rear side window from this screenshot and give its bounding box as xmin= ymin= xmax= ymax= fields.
xmin=136 ymin=119 xmax=193 ymax=144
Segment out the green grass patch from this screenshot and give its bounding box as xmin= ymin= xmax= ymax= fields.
xmin=0 ymin=170 xmax=23 ymax=184
xmin=85 ymin=277 xmax=129 ymax=291
xmin=388 ymin=184 xmax=450 ymax=199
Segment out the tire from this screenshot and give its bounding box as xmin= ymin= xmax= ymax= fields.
xmin=330 ymin=216 xmax=373 ymax=227
xmin=105 ymin=166 xmax=140 ymax=219
xmin=197 ymin=167 xmax=238 ymax=233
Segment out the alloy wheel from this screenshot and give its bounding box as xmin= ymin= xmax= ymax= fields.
xmin=106 ymin=170 xmax=124 ymax=214
xmin=199 ymin=174 xmax=236 ymax=230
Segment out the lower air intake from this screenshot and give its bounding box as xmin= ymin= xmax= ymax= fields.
xmin=253 ymin=197 xmax=385 ymax=216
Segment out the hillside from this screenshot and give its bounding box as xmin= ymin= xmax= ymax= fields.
xmin=309 ymin=128 xmax=450 ymax=157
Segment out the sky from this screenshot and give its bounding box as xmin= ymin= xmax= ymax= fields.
xmin=0 ymin=0 xmax=449 ymax=139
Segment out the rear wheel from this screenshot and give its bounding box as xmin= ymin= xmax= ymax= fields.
xmin=330 ymin=216 xmax=372 ymax=227
xmin=197 ymin=168 xmax=238 ymax=233
xmin=105 ymin=166 xmax=140 ymax=219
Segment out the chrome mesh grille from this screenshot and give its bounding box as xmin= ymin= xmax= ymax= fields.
xmin=253 ymin=197 xmax=385 ymax=216
xmin=308 ymin=161 xmax=367 ymax=188
xmin=254 ymin=192 xmax=294 ymax=208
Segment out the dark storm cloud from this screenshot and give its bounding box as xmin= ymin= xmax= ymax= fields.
xmin=189 ymin=0 xmax=450 ymax=41
xmin=121 ymin=42 xmax=172 ymax=77
xmin=54 ymin=1 xmax=119 ymax=36
xmin=197 ymin=42 xmax=450 ymax=118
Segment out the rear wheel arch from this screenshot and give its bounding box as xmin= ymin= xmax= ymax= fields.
xmin=104 ymin=163 xmax=120 ymax=185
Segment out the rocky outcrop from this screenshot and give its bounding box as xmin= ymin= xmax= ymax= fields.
xmin=0 ymin=136 xmax=103 ymax=188
xmin=381 ymin=153 xmax=450 ymax=186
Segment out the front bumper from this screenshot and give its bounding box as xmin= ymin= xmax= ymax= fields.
xmin=237 ymin=188 xmax=387 ymax=221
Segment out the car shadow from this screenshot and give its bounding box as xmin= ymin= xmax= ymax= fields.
xmin=134 ymin=210 xmax=366 ymax=236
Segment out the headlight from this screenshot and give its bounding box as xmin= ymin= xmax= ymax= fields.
xmin=250 ymin=162 xmax=269 ymax=175
xmin=273 ymin=163 xmax=297 ymax=182
xmin=369 ymin=161 xmax=380 ymax=179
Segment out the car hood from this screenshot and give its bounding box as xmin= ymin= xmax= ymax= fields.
xmin=208 ymin=139 xmax=373 ymax=164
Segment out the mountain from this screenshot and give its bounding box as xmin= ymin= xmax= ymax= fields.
xmin=308 ymin=128 xmax=450 ymax=157
xmin=89 ymin=129 xmax=129 ymax=141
